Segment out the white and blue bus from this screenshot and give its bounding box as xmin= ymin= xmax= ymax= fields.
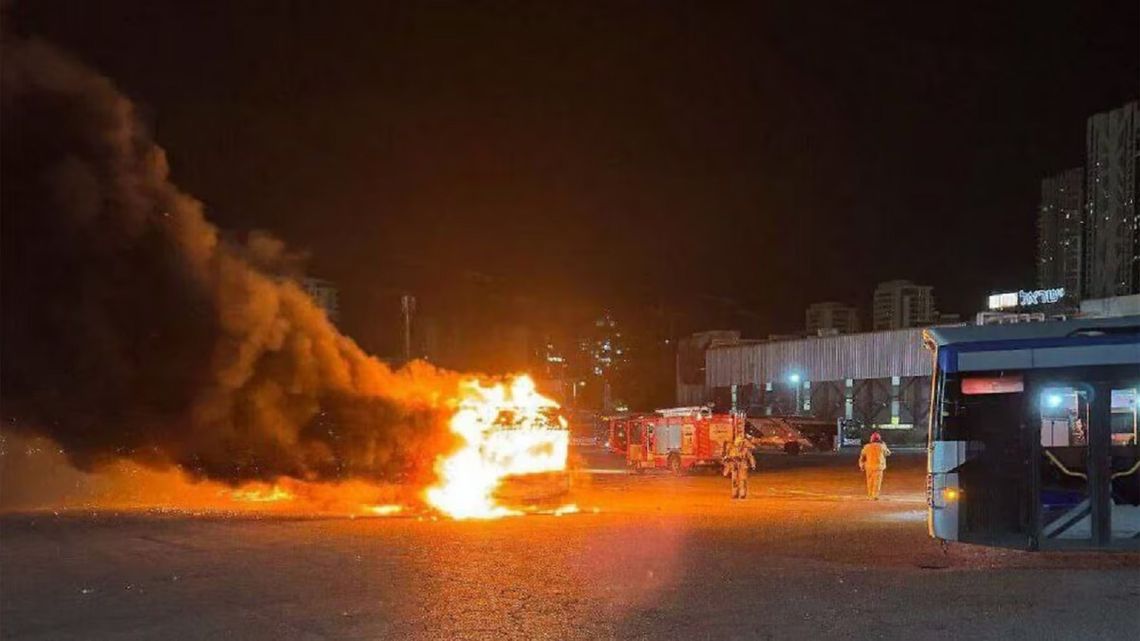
xmin=924 ymin=317 xmax=1139 ymax=550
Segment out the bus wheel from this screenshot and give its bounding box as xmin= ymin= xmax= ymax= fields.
xmin=668 ymin=453 xmax=683 ymax=475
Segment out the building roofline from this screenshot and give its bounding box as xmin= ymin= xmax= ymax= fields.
xmin=706 ymin=326 xmax=931 ymax=351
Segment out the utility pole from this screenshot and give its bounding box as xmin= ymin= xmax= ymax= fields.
xmin=401 ymin=294 xmax=416 ymax=363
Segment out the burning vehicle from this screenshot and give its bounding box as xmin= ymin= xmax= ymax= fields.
xmin=0 ymin=38 xmax=579 ymax=522
xmin=424 ymin=376 xmax=575 ymax=519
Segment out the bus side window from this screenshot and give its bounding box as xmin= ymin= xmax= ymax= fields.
xmin=1111 ymin=388 xmax=1138 ymax=447
xmin=1039 ymin=387 xmax=1088 ymax=447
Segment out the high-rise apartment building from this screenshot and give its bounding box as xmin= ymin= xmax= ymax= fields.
xmin=1036 ymin=167 xmax=1084 ymax=299
xmin=805 ymin=302 xmax=860 ymax=335
xmin=872 ymin=280 xmax=936 ymax=331
xmin=1085 ymin=101 xmax=1139 ymax=298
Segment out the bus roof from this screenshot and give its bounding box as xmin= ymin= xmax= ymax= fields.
xmin=925 ymin=315 xmax=1140 ymax=373
xmin=924 ymin=315 xmax=1140 ymax=347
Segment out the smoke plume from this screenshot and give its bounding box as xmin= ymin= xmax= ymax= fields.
xmin=1 ymin=36 xmax=458 ymax=487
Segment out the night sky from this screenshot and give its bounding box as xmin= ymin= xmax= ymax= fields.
xmin=7 ymin=1 xmax=1138 ymax=343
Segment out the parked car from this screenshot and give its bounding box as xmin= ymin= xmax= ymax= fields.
xmin=745 ymin=418 xmax=814 ymax=455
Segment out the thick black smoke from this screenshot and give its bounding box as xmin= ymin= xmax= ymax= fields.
xmin=1 ymin=36 xmax=458 ymax=485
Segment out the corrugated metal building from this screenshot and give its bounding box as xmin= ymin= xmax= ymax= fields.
xmin=702 ymin=328 xmax=935 ymax=444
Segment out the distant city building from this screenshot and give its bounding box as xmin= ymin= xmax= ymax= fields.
xmin=576 ymin=311 xmax=631 ymax=411
xmin=1037 ymin=167 xmax=1085 ymax=299
xmin=872 ymin=280 xmax=937 ymax=331
xmin=805 ymin=302 xmax=860 ymax=335
xmin=1085 ymin=101 xmax=1139 ymax=298
xmin=579 ymin=312 xmax=628 ymax=379
xmin=536 ymin=334 xmax=571 ymax=379
xmin=302 ymin=277 xmax=339 ymax=323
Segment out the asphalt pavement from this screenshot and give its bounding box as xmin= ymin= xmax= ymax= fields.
xmin=2 ymin=448 xmax=1138 ymax=640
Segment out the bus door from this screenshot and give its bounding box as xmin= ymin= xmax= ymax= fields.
xmin=951 ymin=374 xmax=1032 ymax=547
xmin=1034 ymin=378 xmax=1140 ymax=549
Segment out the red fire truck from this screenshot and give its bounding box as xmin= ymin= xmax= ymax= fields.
xmin=607 ymin=407 xmax=746 ymax=474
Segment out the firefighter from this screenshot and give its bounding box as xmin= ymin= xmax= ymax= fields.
xmin=722 ymin=435 xmax=756 ymax=499
xmin=858 ymin=431 xmax=892 ymax=500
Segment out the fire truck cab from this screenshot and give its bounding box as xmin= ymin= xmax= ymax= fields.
xmin=614 ymin=407 xmax=746 ymax=474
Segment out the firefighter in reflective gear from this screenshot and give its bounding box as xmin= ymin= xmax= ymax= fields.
xmin=859 ymin=431 xmax=892 ymax=499
xmin=722 ymin=436 xmax=756 ymax=499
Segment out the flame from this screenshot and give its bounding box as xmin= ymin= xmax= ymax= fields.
xmin=227 ymin=484 xmax=294 ymax=503
xmin=550 ymin=503 xmax=579 ymax=516
xmin=424 ymin=375 xmax=569 ymax=519
xmin=366 ymin=504 xmax=404 ymax=516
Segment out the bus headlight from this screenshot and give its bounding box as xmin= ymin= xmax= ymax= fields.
xmin=941 ymin=487 xmax=961 ymax=502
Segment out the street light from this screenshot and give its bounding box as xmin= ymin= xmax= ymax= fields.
xmin=787 ymin=373 xmax=802 ymax=416
xmin=571 ymin=380 xmax=586 ymax=407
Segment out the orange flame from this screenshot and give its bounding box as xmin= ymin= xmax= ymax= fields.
xmin=424 ymin=375 xmax=569 ymax=519
xmin=550 ymin=503 xmax=579 ymax=516
xmin=366 ymin=504 xmax=404 ymax=516
xmin=227 ymin=484 xmax=294 ymax=503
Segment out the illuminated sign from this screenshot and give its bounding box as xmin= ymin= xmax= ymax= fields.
xmin=1018 ymin=288 xmax=1065 ymax=306
xmin=962 ymin=375 xmax=1025 ymax=395
xmin=987 ymin=288 xmax=1065 ymax=310
xmin=987 ymin=292 xmax=1019 ymax=309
